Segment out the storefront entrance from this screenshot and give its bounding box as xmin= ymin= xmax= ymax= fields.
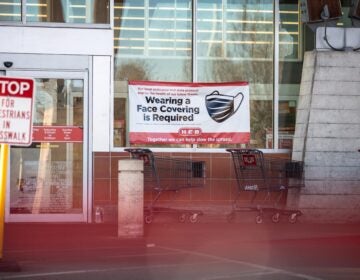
xmin=4 ymin=70 xmax=89 ymax=222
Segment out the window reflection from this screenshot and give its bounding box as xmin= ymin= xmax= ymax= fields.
xmin=114 ymin=0 xmax=192 ymax=81
xmin=278 ymin=0 xmax=302 ymax=149
xmin=26 ymin=0 xmax=109 ymax=24
xmin=0 ymin=0 xmax=21 ymax=22
xmin=197 ymin=0 xmax=274 ymax=148
xmin=279 ymin=1 xmax=301 ymax=61
xmin=114 ymin=0 xmax=192 ymax=148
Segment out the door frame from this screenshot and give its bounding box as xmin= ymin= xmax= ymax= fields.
xmin=4 ymin=70 xmax=90 ymax=223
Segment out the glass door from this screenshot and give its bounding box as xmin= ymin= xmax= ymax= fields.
xmin=5 ymin=71 xmax=88 ymax=222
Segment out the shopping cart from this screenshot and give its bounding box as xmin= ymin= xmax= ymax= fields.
xmin=226 ymin=148 xmax=304 ymax=224
xmin=125 ymin=148 xmax=206 ymax=224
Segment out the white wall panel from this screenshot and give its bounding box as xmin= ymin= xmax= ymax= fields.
xmin=0 ymin=27 xmax=112 ymax=56
xmin=93 ymin=56 xmax=111 ymax=152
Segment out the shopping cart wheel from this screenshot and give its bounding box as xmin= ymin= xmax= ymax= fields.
xmin=178 ymin=213 xmax=187 ymax=223
xmin=189 ymin=213 xmax=199 ymax=223
xmin=288 ymin=213 xmax=298 ymax=224
xmin=271 ymin=213 xmax=280 ymax=223
xmin=227 ymin=212 xmax=236 ymax=223
xmin=144 ymin=214 xmax=153 ymax=224
xmin=255 ymin=215 xmax=263 ymax=224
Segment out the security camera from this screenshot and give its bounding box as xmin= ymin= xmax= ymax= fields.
xmin=3 ymin=61 xmax=13 ymax=68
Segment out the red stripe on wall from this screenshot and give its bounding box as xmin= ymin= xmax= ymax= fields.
xmin=129 ymin=132 xmax=250 ymax=144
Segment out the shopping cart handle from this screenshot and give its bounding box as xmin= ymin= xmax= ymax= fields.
xmin=124 ymin=148 xmax=152 ymax=154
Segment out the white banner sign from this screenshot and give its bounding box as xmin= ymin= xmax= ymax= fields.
xmin=128 ymin=81 xmax=250 ymax=145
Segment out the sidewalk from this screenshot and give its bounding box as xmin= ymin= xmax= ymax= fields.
xmin=3 ymin=221 xmax=360 ymax=252
xmin=1 ymin=221 xmax=360 ymax=279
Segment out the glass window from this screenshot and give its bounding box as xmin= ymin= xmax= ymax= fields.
xmin=276 ymin=0 xmax=352 ymax=150
xmin=25 ymin=0 xmax=110 ymax=24
xmin=279 ymin=0 xmax=300 ymax=60
xmin=113 ymin=1 xmax=312 ymax=150
xmin=0 ymin=0 xmax=21 ymax=22
xmin=338 ymin=0 xmax=355 ymax=27
xmin=114 ymin=0 xmax=192 ymax=81
xmin=114 ymin=0 xmax=192 ymax=147
xmin=278 ymin=0 xmax=302 ymax=149
xmin=197 ymin=0 xmax=274 ymax=148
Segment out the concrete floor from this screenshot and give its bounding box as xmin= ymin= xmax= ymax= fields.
xmin=1 ymin=221 xmax=360 ymax=280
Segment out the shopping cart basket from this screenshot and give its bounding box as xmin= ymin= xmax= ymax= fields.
xmin=125 ymin=148 xmax=206 ymax=224
xmin=226 ymin=148 xmax=304 ymax=224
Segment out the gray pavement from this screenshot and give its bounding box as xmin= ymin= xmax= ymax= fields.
xmin=1 ymin=221 xmax=360 ymax=280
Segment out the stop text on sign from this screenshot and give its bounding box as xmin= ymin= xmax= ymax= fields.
xmin=0 ymin=80 xmax=32 ymax=96
xmin=0 ymin=76 xmax=34 ymax=145
xmin=0 ymin=77 xmax=34 ymax=98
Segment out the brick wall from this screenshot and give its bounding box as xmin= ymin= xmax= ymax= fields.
xmin=93 ymin=151 xmax=291 ymax=222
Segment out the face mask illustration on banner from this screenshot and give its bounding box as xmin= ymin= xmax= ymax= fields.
xmin=205 ymin=91 xmax=244 ymax=123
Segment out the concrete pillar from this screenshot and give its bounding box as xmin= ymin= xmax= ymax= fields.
xmin=118 ymin=159 xmax=144 ymax=238
xmin=292 ymin=50 xmax=360 ymax=223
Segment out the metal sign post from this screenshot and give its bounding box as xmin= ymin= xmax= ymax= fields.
xmin=0 ymin=144 xmax=9 ymax=259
